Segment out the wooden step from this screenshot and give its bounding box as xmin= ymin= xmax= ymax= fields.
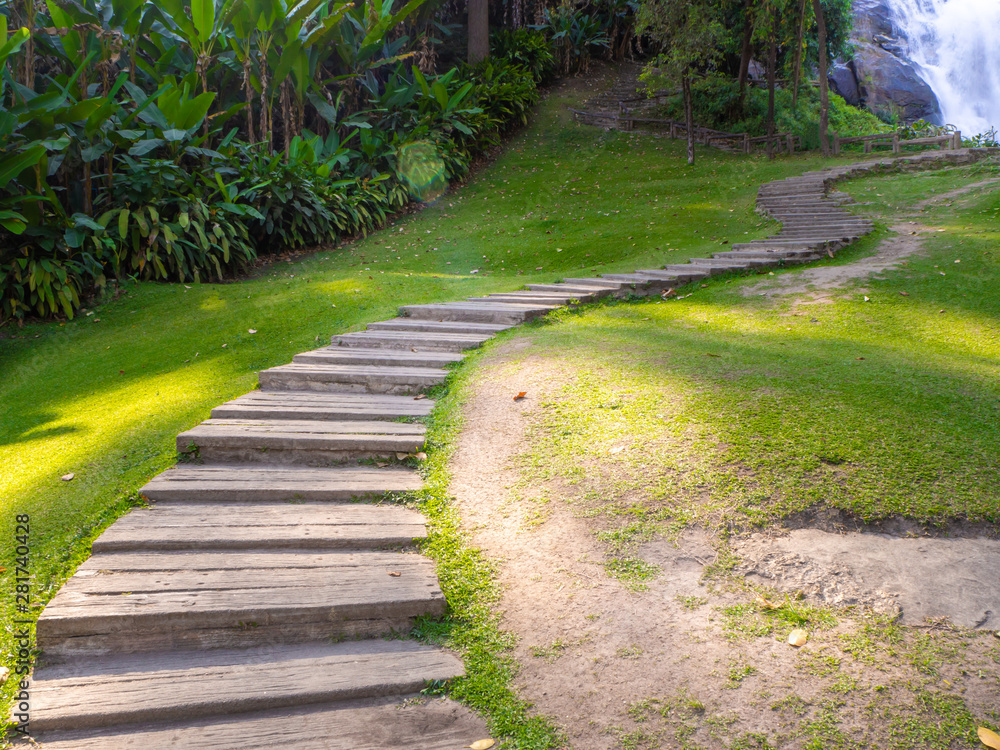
xmin=177 ymin=419 xmax=426 ymax=464
xmin=291 ymin=347 xmax=463 ymax=369
xmin=210 ymin=392 xmax=433 ymax=422
xmin=141 ymin=464 xmax=422 ymax=503
xmin=29 ymin=641 xmax=463 ymax=732
xmin=473 ymin=292 xmax=585 ymax=305
xmin=366 ymin=318 xmax=512 ymax=335
xmin=331 ymin=330 xmax=492 ymax=353
xmin=399 ymin=301 xmax=556 ymax=325
xmin=259 ymin=363 xmax=448 ymax=396
xmin=35 ymin=696 xmax=488 ymax=749
xmin=92 ymin=502 xmax=428 ymax=553
xmin=525 ymin=283 xmax=615 ymax=297
xmin=36 ymin=551 xmax=446 ymax=659
xmin=640 ymin=267 xmax=709 ymax=282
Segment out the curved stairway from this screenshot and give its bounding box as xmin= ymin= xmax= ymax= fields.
xmin=24 ymin=147 xmax=995 ymax=747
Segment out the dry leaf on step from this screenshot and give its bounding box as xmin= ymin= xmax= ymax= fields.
xmin=415 ymin=452 xmax=428 ymax=461
xmin=788 ymin=629 xmax=809 ymax=647
xmin=756 ymin=596 xmax=780 ymax=610
xmin=413 ymin=394 xmax=427 ymax=400
xmin=375 ymin=462 xmax=388 ymax=468
xmin=979 ymin=727 xmax=1000 ymax=749
xmin=468 ymin=741 xmax=495 ymax=750
xmin=396 ymin=453 xmax=408 ymax=460
xmin=388 ymin=571 xmax=401 ymax=577
xmin=513 ymin=392 xmax=527 ymax=401
xmin=61 ymin=473 xmax=75 ymax=481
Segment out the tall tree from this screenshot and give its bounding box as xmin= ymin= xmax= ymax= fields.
xmin=813 ymin=0 xmax=830 ymax=155
xmin=468 ymin=0 xmax=489 ymax=63
xmin=636 ymin=0 xmax=723 ymax=165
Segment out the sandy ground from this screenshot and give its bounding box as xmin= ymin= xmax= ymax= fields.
xmin=449 ymin=182 xmax=1000 ymax=747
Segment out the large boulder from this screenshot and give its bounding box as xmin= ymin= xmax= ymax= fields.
xmin=840 ymin=0 xmax=942 ymax=124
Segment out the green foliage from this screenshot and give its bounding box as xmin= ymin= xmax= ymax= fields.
xmin=535 ymin=1 xmax=609 ymax=75
xmin=490 ymin=29 xmax=556 ymax=84
xmin=649 ymin=77 xmax=891 ymax=148
xmin=0 ymin=3 xmax=548 ymax=321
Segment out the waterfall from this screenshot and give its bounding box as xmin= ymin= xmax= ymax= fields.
xmin=884 ymin=0 xmax=1000 ymax=134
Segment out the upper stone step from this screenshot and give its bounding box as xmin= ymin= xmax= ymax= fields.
xmin=597 ymin=274 xmax=670 ymax=293
xmin=141 ymin=464 xmax=423 ymax=503
xmin=36 ymin=550 xmax=445 ymax=660
xmin=366 ymin=318 xmax=512 ymax=335
xmin=259 ymin=363 xmax=447 ymax=396
xmin=35 ymin=696 xmax=488 ymax=749
xmin=291 ymin=347 xmax=462 ymax=369
xmin=331 ymin=330 xmax=492 ymax=353
xmin=211 ymin=392 xmax=433 ymax=422
xmin=28 ymin=640 xmax=463 ymax=732
xmin=177 ymin=419 xmax=426 ymax=464
xmin=399 ymin=301 xmax=556 ymax=325
xmin=91 ymin=502 xmax=429 ymax=553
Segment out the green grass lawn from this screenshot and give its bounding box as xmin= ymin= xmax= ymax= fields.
xmin=3 ymin=65 xmax=995 ymax=741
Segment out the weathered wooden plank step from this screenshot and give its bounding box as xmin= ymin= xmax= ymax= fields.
xmin=211 ymin=391 xmax=433 ymax=422
xmin=366 ymin=318 xmax=512 ymax=335
xmin=259 ymin=363 xmax=447 ymax=396
xmin=35 ymin=696 xmax=488 ymax=749
xmin=141 ymin=465 xmax=422 ymax=503
xmin=525 ymin=283 xmax=615 ymax=297
xmin=177 ymin=419 xmax=426 ymax=464
xmin=399 ymin=301 xmax=556 ymax=325
xmin=92 ymin=502 xmax=428 ymax=552
xmin=596 ymin=274 xmax=671 ymax=293
xmin=639 ymin=268 xmax=709 ymax=282
xmin=331 ymin=330 xmax=492 ymax=352
xmin=291 ymin=347 xmax=462 ymax=369
xmin=473 ymin=293 xmax=583 ymax=305
xmin=689 ymin=256 xmax=775 ymax=269
xmin=36 ymin=551 xmax=445 ymax=658
xmin=28 ymin=641 xmax=463 ymax=732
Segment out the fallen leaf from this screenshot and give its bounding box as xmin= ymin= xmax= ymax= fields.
xmin=468 ymin=741 xmax=495 ymax=750
xmin=662 ymin=288 xmax=677 ymax=298
xmin=61 ymin=473 xmax=75 ymax=481
xmin=414 ymin=394 xmax=428 ymax=400
xmin=396 ymin=453 xmax=409 ymax=461
xmin=978 ymin=727 xmax=1000 ymax=750
xmin=955 ymin=259 xmax=961 ymax=263
xmin=513 ymin=392 xmax=527 ymax=401
xmin=899 ymin=291 xmax=909 ymax=297
xmin=375 ymin=462 xmax=388 ymax=468
xmin=248 ymin=329 xmax=257 ymax=334
xmin=415 ymin=452 xmax=428 ymax=461
xmin=705 ymin=353 xmax=721 ymax=358
xmin=788 ymin=629 xmax=808 ymax=647
xmin=535 ymin=266 xmax=543 ymax=270
xmin=863 ymin=296 xmax=870 ymax=301
xmin=756 ymin=596 xmax=780 ymax=610
xmin=856 ymin=357 xmax=865 ymax=360
xmin=221 ymin=343 xmax=228 ymax=348
xmin=119 ymin=370 xmax=125 ymax=374
xmin=0 ymin=667 xmax=9 ymax=685
xmin=388 ymin=571 xmax=401 ymax=577
xmin=609 ymin=446 xmax=625 ymax=455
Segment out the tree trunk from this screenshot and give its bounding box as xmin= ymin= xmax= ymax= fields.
xmin=737 ymin=18 xmax=753 ymax=102
xmin=791 ymin=0 xmax=807 ymax=108
xmin=468 ymin=0 xmax=489 ymax=64
xmin=683 ymin=75 xmax=695 ymax=165
xmin=813 ymin=0 xmax=830 ymax=156
xmin=766 ymin=12 xmax=776 ymax=160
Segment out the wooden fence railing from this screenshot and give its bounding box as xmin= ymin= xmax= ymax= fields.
xmin=832 ymin=131 xmax=963 ymax=155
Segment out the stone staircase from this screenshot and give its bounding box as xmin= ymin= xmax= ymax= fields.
xmin=24 ymin=147 xmax=995 ymax=748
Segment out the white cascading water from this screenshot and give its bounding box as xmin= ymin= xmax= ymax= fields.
xmin=885 ymin=0 xmax=1000 ymax=134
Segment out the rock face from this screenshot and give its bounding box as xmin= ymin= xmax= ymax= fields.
xmin=831 ymin=0 xmax=942 ymax=124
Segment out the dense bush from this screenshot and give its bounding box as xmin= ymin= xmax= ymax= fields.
xmin=651 ymin=77 xmax=891 ymax=149
xmin=0 ymin=0 xmax=549 ymax=322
